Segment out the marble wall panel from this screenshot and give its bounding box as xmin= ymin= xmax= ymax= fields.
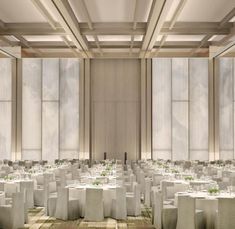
xmin=190 ymin=58 xmax=209 ymax=150
xmin=42 ymin=59 xmax=59 ymax=101
xmin=60 ymin=59 xmax=79 ymax=151
xmin=190 ymin=150 xmax=209 ymax=161
xmin=172 ymin=58 xmax=188 ymax=101
xmin=0 ymin=102 xmax=11 ymax=159
xmin=22 ymin=59 xmax=41 ymax=150
xmin=219 ymin=58 xmax=233 ymax=151
xmin=42 ymin=102 xmax=59 ymax=162
xmin=22 ymin=150 xmax=41 ymax=161
xmin=152 ymin=150 xmax=171 ymax=160
xmin=0 ymin=59 xmax=12 ymax=101
xmin=172 ymin=102 xmax=188 ymax=160
xmin=152 ymin=58 xmax=172 ymax=153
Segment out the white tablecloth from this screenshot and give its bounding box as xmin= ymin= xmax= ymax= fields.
xmin=67 ymin=184 xmax=119 ymax=217
xmin=175 ymin=191 xmax=235 ymax=229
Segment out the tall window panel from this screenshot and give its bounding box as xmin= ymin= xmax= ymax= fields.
xmin=22 ymin=59 xmax=79 ymax=162
xmin=152 ymin=58 xmax=209 ymax=160
xmin=0 ymin=59 xmax=12 ymax=160
xmin=219 ymin=58 xmax=234 ymax=160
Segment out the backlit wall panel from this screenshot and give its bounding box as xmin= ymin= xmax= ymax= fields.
xmin=190 ymin=59 xmax=209 ymax=159
xmin=60 ymin=59 xmax=79 ymax=159
xmin=219 ymin=58 xmax=235 ymax=159
xmin=152 ymin=58 xmax=209 ymax=160
xmin=22 ymin=59 xmax=79 ymax=162
xmin=42 ymin=59 xmax=59 ymax=161
xmin=152 ymin=59 xmax=171 ymax=159
xmin=0 ymin=59 xmax=12 ymax=160
xmin=22 ymin=59 xmax=42 ymax=160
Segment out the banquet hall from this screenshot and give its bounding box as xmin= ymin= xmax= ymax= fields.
xmin=0 ymin=0 xmax=235 ymax=228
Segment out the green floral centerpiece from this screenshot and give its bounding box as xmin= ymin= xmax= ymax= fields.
xmin=105 ymin=165 xmax=112 ymax=171
xmin=184 ymin=176 xmax=194 ymax=181
xmin=171 ymin=169 xmax=179 ymax=173
xmin=4 ymin=175 xmax=13 ymax=181
xmin=208 ymin=187 xmax=220 ymax=195
xmin=100 ymin=171 xmax=107 ymax=176
xmin=92 ymin=180 xmax=101 ymax=186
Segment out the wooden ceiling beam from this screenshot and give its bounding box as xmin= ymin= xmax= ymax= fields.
xmin=219 ymin=7 xmax=235 ymax=27
xmin=194 ymin=7 xmax=235 ymax=55
xmin=160 ymin=27 xmax=230 ymax=35
xmin=0 ymin=22 xmax=231 ymax=36
xmin=140 ymin=0 xmax=174 ymax=58
xmin=41 ymin=0 xmax=91 ymax=58
xmin=26 ymin=40 xmax=210 ymax=49
xmin=155 ymin=0 xmax=187 ymax=57
xmin=79 ymin=0 xmax=102 ymax=56
xmin=31 ymin=0 xmax=57 ymax=30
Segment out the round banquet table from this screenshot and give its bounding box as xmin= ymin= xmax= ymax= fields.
xmin=67 ymin=183 xmax=120 ymax=217
xmin=175 ymin=191 xmax=235 ymax=229
xmin=0 ymin=179 xmax=34 ymax=198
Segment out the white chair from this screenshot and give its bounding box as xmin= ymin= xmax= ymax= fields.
xmin=152 ymin=191 xmax=177 ymax=229
xmin=0 ymin=192 xmax=24 ymax=229
xmin=45 ymin=181 xmax=57 ymax=216
xmin=85 ymin=188 xmax=104 ymax=221
xmin=152 ymin=174 xmax=164 ymax=186
xmin=126 ymin=182 xmax=141 ymax=216
xmin=166 ymin=183 xmax=189 ymax=201
xmin=216 ymin=197 xmax=235 ymax=229
xmin=125 ymin=174 xmax=136 ymax=192
xmin=111 ymin=187 xmax=127 ymax=220
xmin=58 ymin=168 xmax=67 ymax=188
xmin=161 ymin=180 xmax=174 ymax=201
xmin=54 ymin=187 xmax=79 ymax=220
xmin=176 ymin=195 xmax=205 ymax=229
xmin=139 ymin=171 xmax=145 ymax=194
xmin=144 ymin=177 xmax=151 ymax=207
xmin=4 ymin=183 xmax=18 ymax=199
xmin=20 ymin=180 xmax=34 ymax=208
xmin=34 ymin=173 xmax=54 ymax=207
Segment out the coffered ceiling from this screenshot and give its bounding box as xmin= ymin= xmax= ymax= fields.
xmin=0 ymin=0 xmax=234 ymax=58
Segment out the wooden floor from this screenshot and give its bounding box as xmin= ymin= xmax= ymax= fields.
xmin=23 ymin=205 xmax=154 ymax=229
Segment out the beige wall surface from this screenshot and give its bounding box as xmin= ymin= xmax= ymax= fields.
xmin=90 ymin=59 xmax=141 ymax=161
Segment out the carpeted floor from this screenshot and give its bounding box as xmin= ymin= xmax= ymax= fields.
xmin=22 ymin=205 xmax=154 ymax=229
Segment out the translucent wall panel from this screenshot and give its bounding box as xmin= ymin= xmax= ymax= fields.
xmin=0 ymin=59 xmax=12 ymax=160
xmin=42 ymin=102 xmax=59 ymax=162
xmin=220 ymin=150 xmax=234 ymax=160
xmin=60 ymin=59 xmax=79 ymax=156
xmin=219 ymin=58 xmax=233 ymax=154
xmin=153 ymin=58 xmax=209 ymax=160
xmin=42 ymin=59 xmax=59 ymax=100
xmin=0 ymin=59 xmax=12 ymax=100
xmin=22 ymin=58 xmax=80 ymax=161
xmin=22 ymin=59 xmax=42 ymax=160
xmin=0 ymin=103 xmax=11 ymax=159
xmin=22 ymin=150 xmax=41 ymax=161
xmin=172 ymin=102 xmax=188 ymax=160
xmin=218 ymin=58 xmax=234 ymax=159
xmin=172 ymin=58 xmax=188 ymax=101
xmin=42 ymin=59 xmax=59 ymax=162
xmin=152 ymin=59 xmax=171 ymax=159
xmin=190 ymin=59 xmax=209 ymax=160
